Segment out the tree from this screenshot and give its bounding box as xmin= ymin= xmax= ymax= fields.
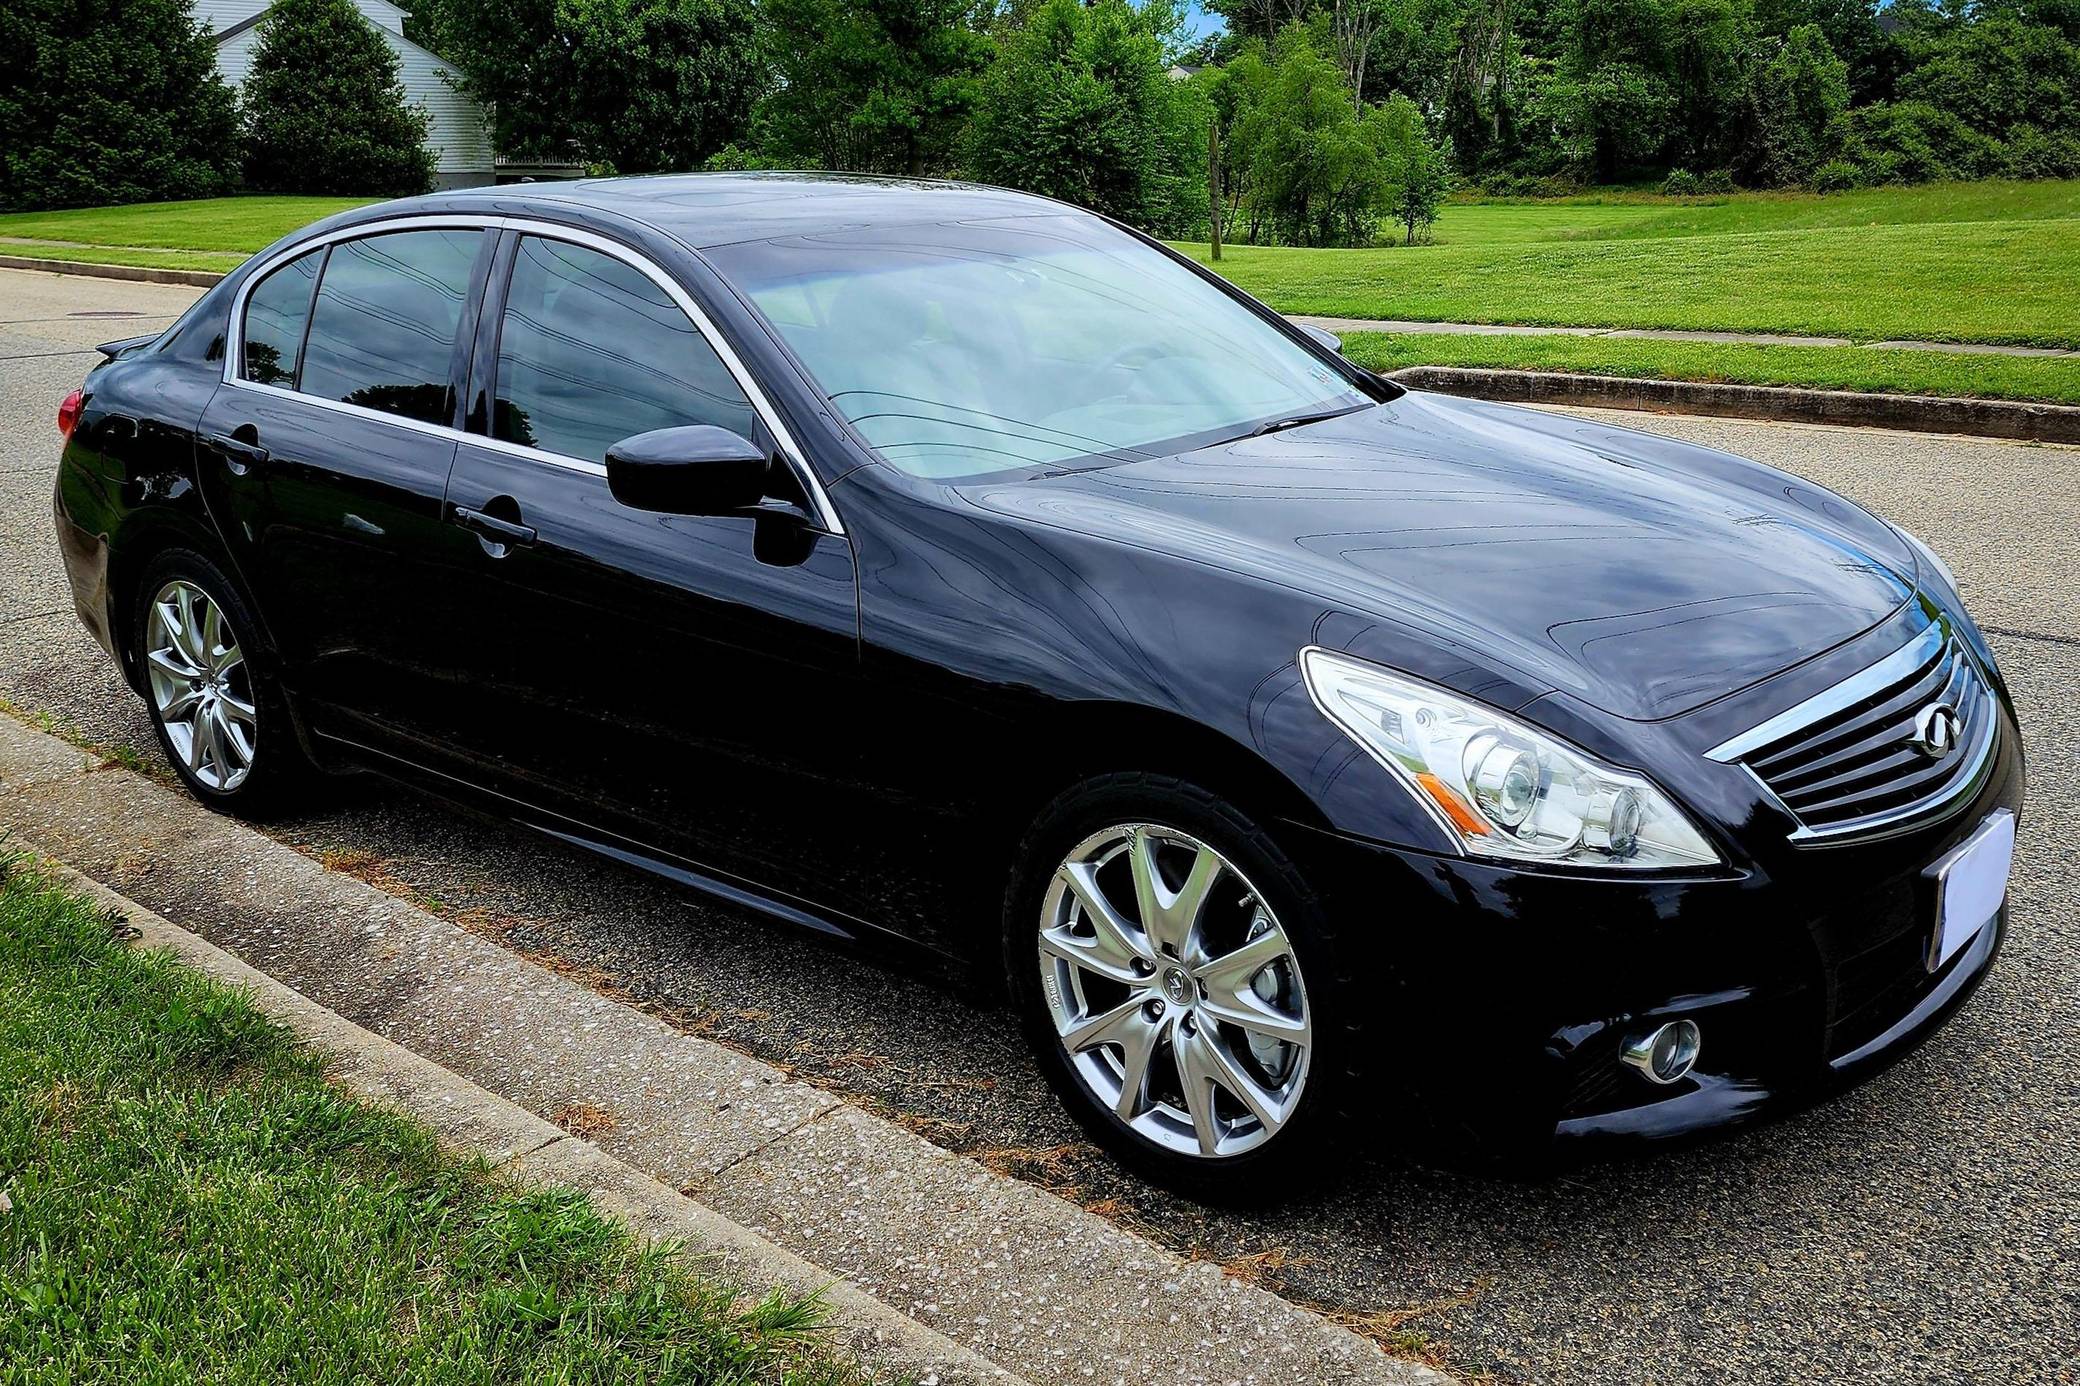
xmin=1664 ymin=0 xmax=1752 ymax=171
xmin=1739 ymin=22 xmax=1850 ymax=184
xmin=426 ymin=0 xmax=762 ymax=172
xmin=964 ymin=0 xmax=1208 ymax=233
xmin=1229 ymin=25 xmax=1400 ymax=245
xmin=1367 ymin=0 xmax=1479 ymax=113
xmin=1378 ymin=93 xmax=1454 ymax=241
xmin=1332 ymin=0 xmax=1384 ymax=110
xmin=0 ymin=0 xmax=239 ymax=210
xmin=1751 ymin=0 xmax=1900 ymax=104
xmin=1203 ymin=0 xmax=1317 ymax=44
xmin=243 ymin=0 xmax=435 ymax=195
xmin=750 ymin=0 xmax=993 ymax=175
xmin=1898 ymin=10 xmax=2080 ymax=144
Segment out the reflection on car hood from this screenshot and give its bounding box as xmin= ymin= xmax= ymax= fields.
xmin=965 ymin=391 xmax=1918 ymax=720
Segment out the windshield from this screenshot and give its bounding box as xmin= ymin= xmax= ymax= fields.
xmin=707 ymin=215 xmax=1370 ymax=479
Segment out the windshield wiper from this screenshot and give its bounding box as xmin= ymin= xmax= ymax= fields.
xmin=1247 ymin=404 xmax=1365 ymax=438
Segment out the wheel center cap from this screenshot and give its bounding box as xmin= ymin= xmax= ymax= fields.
xmin=1161 ymin=966 xmax=1192 ymax=1007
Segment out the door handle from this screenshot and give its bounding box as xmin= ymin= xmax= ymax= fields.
xmin=451 ymin=503 xmax=537 ymax=546
xmin=207 ymin=432 xmax=269 ymax=473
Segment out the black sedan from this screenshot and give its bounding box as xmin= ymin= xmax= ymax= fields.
xmin=51 ymin=175 xmax=2023 ymax=1194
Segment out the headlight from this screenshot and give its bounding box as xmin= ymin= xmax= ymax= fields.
xmin=1300 ymin=647 xmax=1721 ymax=870
xmin=1895 ymin=525 xmax=1961 ymax=597
xmin=1895 ymin=525 xmax=2000 ymax=680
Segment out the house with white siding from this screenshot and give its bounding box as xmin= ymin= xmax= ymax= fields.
xmin=196 ymin=0 xmax=499 ymax=189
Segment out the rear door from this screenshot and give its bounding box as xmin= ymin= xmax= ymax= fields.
xmin=196 ymin=224 xmax=492 ymax=749
xmin=433 ymin=229 xmax=867 ymax=916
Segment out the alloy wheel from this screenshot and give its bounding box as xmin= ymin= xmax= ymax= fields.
xmin=1037 ymin=823 xmax=1312 ymax=1159
xmin=144 ymin=579 xmax=257 ymax=792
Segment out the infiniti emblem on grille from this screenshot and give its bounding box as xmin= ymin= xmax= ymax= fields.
xmin=1910 ymin=702 xmax=1962 ymax=759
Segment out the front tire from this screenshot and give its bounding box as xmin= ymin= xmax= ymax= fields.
xmin=133 ymin=548 xmax=308 ymax=815
xmin=1005 ymin=774 xmax=1355 ymax=1198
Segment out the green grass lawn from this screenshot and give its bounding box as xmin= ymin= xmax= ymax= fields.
xmin=0 ymin=240 xmax=247 ymax=272
xmin=1179 ymin=202 xmax=2080 ymax=348
xmin=1175 ymin=179 xmax=2080 ymax=349
xmin=0 ymin=195 xmax=372 ymax=253
xmin=1431 ymin=179 xmax=2080 ymax=244
xmin=0 ymin=857 xmax=876 ymax=1385
xmin=1343 ymin=331 xmax=2080 ymax=406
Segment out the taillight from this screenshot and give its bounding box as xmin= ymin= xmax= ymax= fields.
xmin=57 ymin=388 xmax=82 ymax=440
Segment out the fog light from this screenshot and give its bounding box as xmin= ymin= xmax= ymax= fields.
xmin=1621 ymin=1020 xmax=1701 ymax=1085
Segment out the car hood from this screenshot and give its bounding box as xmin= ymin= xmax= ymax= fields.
xmin=963 ymin=391 xmax=1918 ymax=720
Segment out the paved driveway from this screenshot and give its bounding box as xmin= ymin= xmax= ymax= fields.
xmin=4 ymin=267 xmax=2075 ymax=1384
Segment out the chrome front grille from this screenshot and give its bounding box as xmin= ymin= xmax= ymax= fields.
xmin=1707 ymin=620 xmax=1999 ymax=843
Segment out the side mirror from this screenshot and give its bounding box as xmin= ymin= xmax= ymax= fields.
xmin=606 ymin=425 xmax=770 ymax=516
xmin=1297 ymin=322 xmax=1343 ymax=354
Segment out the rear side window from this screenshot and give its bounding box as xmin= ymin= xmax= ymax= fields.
xmin=492 ymin=236 xmax=754 ymax=464
xmin=240 ymin=248 xmax=323 ymax=387
xmin=300 ymin=229 xmax=483 ymax=426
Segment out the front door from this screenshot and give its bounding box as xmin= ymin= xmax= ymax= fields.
xmin=195 ymin=226 xmax=490 ymax=751
xmin=433 ymin=232 xmax=868 ymax=923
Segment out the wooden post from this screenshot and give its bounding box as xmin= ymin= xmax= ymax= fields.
xmin=1208 ymin=117 xmax=1223 ymax=262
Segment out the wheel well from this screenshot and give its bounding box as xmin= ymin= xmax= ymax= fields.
xmin=1035 ymin=703 xmax=1326 ymax=832
xmin=944 ymin=699 xmax=1331 ymax=980
xmin=986 ymin=701 xmax=1328 ymax=893
xmin=105 ymin=516 xmax=250 ymax=694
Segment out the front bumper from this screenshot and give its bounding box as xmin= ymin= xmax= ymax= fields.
xmin=1291 ymin=701 xmax=2025 ymax=1162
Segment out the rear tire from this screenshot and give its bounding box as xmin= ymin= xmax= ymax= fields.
xmin=132 ymin=548 xmax=310 ymax=816
xmin=1005 ymin=773 xmax=1358 ymax=1200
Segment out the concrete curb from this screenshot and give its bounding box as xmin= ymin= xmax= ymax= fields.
xmin=23 ymin=854 xmax=1027 ymax=1386
xmin=1387 ymin=365 xmax=2080 ymax=445
xmin=0 ymin=254 xmax=230 ymax=288
xmin=0 ymin=709 xmax=1451 ymax=1386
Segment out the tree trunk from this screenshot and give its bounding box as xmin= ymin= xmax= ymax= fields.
xmin=1208 ymin=119 xmax=1223 ymax=261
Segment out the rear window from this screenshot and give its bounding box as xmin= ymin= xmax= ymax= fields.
xmin=299 ymin=230 xmax=483 ymax=426
xmin=240 ymin=248 xmax=323 ymax=387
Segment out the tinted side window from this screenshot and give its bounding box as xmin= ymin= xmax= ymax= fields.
xmin=241 ymin=248 xmax=323 ymax=387
xmin=493 ymin=236 xmax=754 ymax=463
xmin=300 ymin=230 xmax=482 ymax=426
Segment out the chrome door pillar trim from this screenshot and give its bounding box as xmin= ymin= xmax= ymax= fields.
xmin=220 ymin=212 xmax=845 ymax=535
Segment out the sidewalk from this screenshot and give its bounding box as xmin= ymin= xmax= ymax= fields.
xmin=0 ymin=708 xmax=1451 ymax=1386
xmin=1292 ymin=315 xmax=2077 ymax=358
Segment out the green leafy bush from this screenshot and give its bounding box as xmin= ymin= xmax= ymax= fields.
xmin=2003 ymin=123 xmax=2080 ymax=177
xmin=1843 ymin=99 xmax=2003 ymax=184
xmin=1809 ymin=158 xmax=1861 ymax=191
xmin=0 ymin=0 xmax=239 ymax=210
xmin=242 ymin=0 xmax=435 ymax=196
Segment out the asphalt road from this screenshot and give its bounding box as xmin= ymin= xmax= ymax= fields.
xmin=4 ymin=267 xmax=2075 ymax=1384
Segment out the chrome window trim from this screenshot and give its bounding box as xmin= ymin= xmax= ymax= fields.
xmin=224 ymin=375 xmax=495 ymax=450
xmin=221 ymin=213 xmax=844 ymax=534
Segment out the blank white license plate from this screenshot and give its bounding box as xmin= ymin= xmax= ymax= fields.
xmin=1930 ymin=810 xmax=2015 ymax=972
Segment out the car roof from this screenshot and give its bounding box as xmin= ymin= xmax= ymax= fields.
xmin=359 ymin=173 xmax=1071 ymax=250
